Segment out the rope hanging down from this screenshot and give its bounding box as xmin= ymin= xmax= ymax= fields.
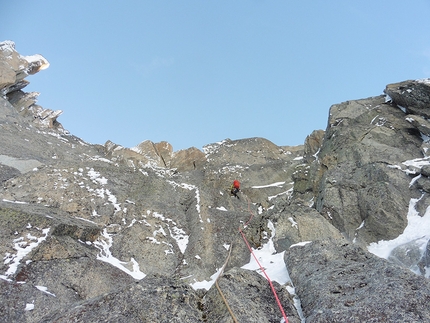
xmin=239 ymin=195 xmax=289 ymax=323
xmin=214 ymin=243 xmax=239 ymax=323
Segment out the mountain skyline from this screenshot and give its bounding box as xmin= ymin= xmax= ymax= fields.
xmin=2 ymin=1 xmax=430 ymax=150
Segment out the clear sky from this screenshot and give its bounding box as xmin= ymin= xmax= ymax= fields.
xmin=2 ymin=1 xmax=430 ymax=151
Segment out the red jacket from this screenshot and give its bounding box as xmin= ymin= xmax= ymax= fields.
xmin=233 ymin=180 xmax=240 ymax=189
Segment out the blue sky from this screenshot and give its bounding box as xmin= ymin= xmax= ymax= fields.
xmin=2 ymin=1 xmax=430 ymax=151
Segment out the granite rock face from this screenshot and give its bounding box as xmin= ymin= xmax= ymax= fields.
xmin=204 ymin=267 xmax=301 ymax=323
xmin=286 ymin=239 xmax=430 ymax=323
xmin=295 ymin=94 xmax=425 ymax=245
xmin=39 ymin=275 xmax=203 ymax=323
xmin=1 ymin=41 xmax=430 ymax=322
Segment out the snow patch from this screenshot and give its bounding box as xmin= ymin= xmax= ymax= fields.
xmin=190 ymin=267 xmax=223 ymax=291
xmin=241 ymin=220 xmax=290 ymax=285
xmin=148 ymin=210 xmax=189 ymax=254
xmin=94 ymin=229 xmax=146 ymax=280
xmin=1 ymin=227 xmax=50 ymax=281
xmin=368 ymin=196 xmax=430 ymax=262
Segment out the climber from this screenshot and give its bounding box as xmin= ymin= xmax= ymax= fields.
xmin=230 ymin=180 xmax=240 ymax=199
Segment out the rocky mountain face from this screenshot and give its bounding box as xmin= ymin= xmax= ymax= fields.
xmin=1 ymin=41 xmax=430 ymax=322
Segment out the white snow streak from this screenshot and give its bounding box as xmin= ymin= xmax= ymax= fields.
xmin=36 ymin=285 xmax=56 ymax=297
xmin=369 ymin=155 xmax=430 ymax=276
xmin=252 ymin=181 xmax=285 ymax=189
xmin=94 ymin=229 xmax=146 ymax=280
xmin=368 ymin=196 xmax=430 ymax=262
xmin=241 ymin=221 xmax=290 ymax=285
xmin=0 ymin=227 xmax=50 ymax=281
xmin=190 ymin=267 xmax=223 ymax=291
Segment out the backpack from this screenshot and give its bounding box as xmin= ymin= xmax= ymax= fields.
xmin=233 ymin=180 xmax=240 ymax=189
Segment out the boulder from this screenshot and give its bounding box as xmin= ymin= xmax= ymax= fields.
xmin=384 ymin=79 xmax=430 ymax=117
xmin=268 ymin=203 xmax=343 ymax=251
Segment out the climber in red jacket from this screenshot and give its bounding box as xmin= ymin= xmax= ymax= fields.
xmin=230 ymin=180 xmax=240 ymax=199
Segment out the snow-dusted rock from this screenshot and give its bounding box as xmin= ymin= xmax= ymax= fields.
xmin=301 ymin=95 xmax=422 ymax=245
xmin=1 ymin=42 xmax=430 ymax=323
xmin=0 ymin=41 xmax=62 ymax=132
xmin=286 ymin=239 xmax=430 ymax=323
xmin=205 ymin=267 xmax=301 ymax=323
xmin=39 ymin=274 xmax=202 ymax=322
xmin=268 ymin=203 xmax=343 ymax=251
xmin=385 ymin=79 xmax=430 ymax=118
xmin=0 ymin=41 xmax=49 ymax=95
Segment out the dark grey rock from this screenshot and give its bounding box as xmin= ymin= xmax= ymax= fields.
xmin=405 ymin=114 xmax=430 ymax=137
xmin=40 ymin=275 xmax=202 ymax=323
xmin=268 ymin=203 xmax=343 ymax=251
xmin=204 ymin=267 xmax=301 ymax=323
xmin=385 ymin=79 xmax=430 ymax=117
xmin=303 ymin=95 xmax=422 ymax=245
xmin=285 ymin=239 xmax=430 ymax=323
xmin=421 ymin=164 xmax=430 ymax=177
xmin=416 ymin=175 xmax=430 ymax=193
xmin=388 ymin=239 xmax=424 ymax=270
xmin=0 ymin=163 xmax=20 ymax=183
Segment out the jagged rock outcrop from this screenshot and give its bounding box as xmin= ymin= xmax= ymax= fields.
xmin=295 ymin=94 xmax=424 ymax=245
xmin=282 ymin=79 xmax=430 ymax=321
xmin=0 ymin=41 xmax=48 ymax=93
xmin=0 ymin=41 xmax=63 ymax=131
xmin=385 ymin=79 xmax=430 ymax=117
xmin=104 ymin=139 xmax=208 ymax=172
xmin=171 ymin=147 xmax=207 ymax=171
xmin=1 ymin=42 xmax=430 ymax=323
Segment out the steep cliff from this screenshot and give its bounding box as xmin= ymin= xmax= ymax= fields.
xmin=1 ymin=41 xmax=429 ymax=322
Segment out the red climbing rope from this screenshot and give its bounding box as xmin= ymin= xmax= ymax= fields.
xmin=239 ymin=195 xmax=289 ymax=323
